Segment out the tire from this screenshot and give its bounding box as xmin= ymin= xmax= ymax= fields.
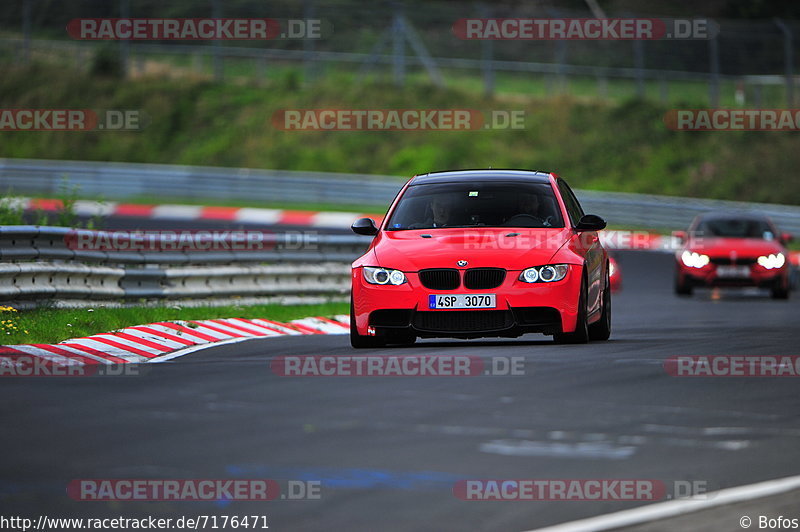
xmin=771 ymin=279 xmax=790 ymax=300
xmin=588 ymin=272 xmax=611 ymax=341
xmin=350 ymin=297 xmax=386 ymax=349
xmin=553 ymin=274 xmax=589 ymax=344
xmin=674 ymin=270 xmax=693 ymax=296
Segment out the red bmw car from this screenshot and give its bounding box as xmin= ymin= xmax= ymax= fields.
xmin=349 ymin=170 xmax=612 ymax=347
xmin=674 ymin=212 xmax=792 ymax=299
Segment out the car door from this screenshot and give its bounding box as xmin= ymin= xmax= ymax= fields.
xmin=558 ymin=179 xmax=604 ymax=316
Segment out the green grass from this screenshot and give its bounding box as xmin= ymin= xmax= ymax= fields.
xmin=2 ymin=63 xmax=800 ymax=205
xmin=0 ymin=302 xmax=349 ymax=345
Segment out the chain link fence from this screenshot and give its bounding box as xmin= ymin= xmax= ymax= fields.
xmin=2 ymin=0 xmax=800 ymax=106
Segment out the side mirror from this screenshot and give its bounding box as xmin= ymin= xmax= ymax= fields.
xmin=780 ymin=232 xmax=793 ymax=245
xmin=574 ymin=214 xmax=607 ymax=232
xmin=351 ymin=217 xmax=378 ymax=236
xmin=674 ymin=230 xmax=687 ymax=243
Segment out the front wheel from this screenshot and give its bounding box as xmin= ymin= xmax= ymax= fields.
xmin=350 ymin=297 xmax=386 ymax=349
xmin=588 ymin=272 xmax=611 ymax=341
xmin=771 ymin=280 xmax=790 ymax=300
xmin=674 ymin=270 xmax=693 ymax=296
xmin=553 ymin=274 xmax=589 ymax=344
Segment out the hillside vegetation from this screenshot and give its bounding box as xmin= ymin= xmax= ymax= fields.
xmin=1 ymin=64 xmax=799 ymax=205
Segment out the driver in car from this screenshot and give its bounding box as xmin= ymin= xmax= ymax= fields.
xmin=505 ymin=193 xmax=552 ymax=226
xmin=430 ymin=196 xmax=452 ymax=227
xmin=408 ymin=196 xmax=454 ymax=229
xmin=519 ymin=193 xmax=540 ymax=218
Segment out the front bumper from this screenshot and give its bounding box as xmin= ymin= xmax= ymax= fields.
xmin=351 ymin=266 xmax=582 ymax=339
xmin=676 ymin=262 xmax=789 ymax=289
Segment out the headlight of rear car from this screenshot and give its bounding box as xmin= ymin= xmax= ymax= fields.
xmin=363 ymin=267 xmax=407 ymax=285
xmin=757 ymin=253 xmax=785 ymax=269
xmin=519 ymin=264 xmax=569 ymax=283
xmin=681 ymin=251 xmax=710 ymax=268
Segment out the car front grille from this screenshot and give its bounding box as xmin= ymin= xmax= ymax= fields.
xmin=710 ymin=257 xmax=757 ymax=265
xmin=413 ymin=310 xmax=513 ymax=332
xmin=464 ymin=268 xmax=506 ymax=289
xmin=418 ymin=269 xmax=460 ymax=290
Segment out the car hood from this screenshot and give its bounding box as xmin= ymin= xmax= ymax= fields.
xmin=372 ymin=228 xmax=572 ymax=271
xmin=685 ymin=237 xmax=786 ymax=258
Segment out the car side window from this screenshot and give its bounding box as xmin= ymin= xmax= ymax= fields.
xmin=557 ymin=179 xmax=585 ymax=226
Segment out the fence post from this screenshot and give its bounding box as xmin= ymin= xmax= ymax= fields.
xmin=595 ymin=69 xmax=608 ymax=99
xmin=22 ymin=0 xmax=31 ymax=65
xmin=304 ymin=0 xmax=317 ymax=83
xmin=659 ymin=75 xmax=668 ymax=104
xmin=633 ymin=40 xmax=645 ymax=98
xmin=398 ymin=15 xmax=444 ymax=87
xmin=555 ymin=40 xmax=567 ymax=93
xmin=212 ymin=0 xmax=223 ymax=82
xmin=256 ymin=55 xmax=267 ymax=85
xmin=479 ymin=4 xmax=494 ymax=97
xmin=774 ymin=19 xmax=794 ymax=108
xmin=192 ymin=52 xmax=204 ymax=77
xmin=392 ymin=4 xmax=405 ymax=86
xmin=119 ymin=0 xmax=130 ymax=78
xmin=708 ymin=35 xmax=720 ymax=108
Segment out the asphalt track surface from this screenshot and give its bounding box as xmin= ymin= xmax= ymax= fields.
xmin=3 ymin=248 xmax=800 ymax=530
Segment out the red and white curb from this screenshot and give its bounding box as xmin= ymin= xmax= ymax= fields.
xmin=0 ymin=315 xmax=350 ymax=368
xmin=18 ymin=197 xmax=384 ymax=229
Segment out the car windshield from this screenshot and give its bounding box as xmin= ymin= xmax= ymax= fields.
xmin=385 ymin=182 xmax=564 ymax=230
xmin=695 ymin=217 xmax=776 ymax=240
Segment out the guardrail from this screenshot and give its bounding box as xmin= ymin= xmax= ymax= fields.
xmin=3 ymin=158 xmax=800 ymax=234
xmin=0 ymin=226 xmax=369 ymax=264
xmin=0 ymin=225 xmax=367 ymax=306
xmin=0 ymin=158 xmax=401 ymax=208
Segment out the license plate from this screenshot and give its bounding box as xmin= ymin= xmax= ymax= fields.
xmin=716 ymin=265 xmax=750 ymax=278
xmin=429 ymin=294 xmax=496 ymax=309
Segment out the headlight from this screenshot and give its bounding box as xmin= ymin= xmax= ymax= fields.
xmin=757 ymin=253 xmax=785 ymax=270
xmin=363 ymin=267 xmax=407 ymax=285
xmin=519 ymin=264 xmax=569 ymax=283
xmin=681 ymin=251 xmax=710 ymax=268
